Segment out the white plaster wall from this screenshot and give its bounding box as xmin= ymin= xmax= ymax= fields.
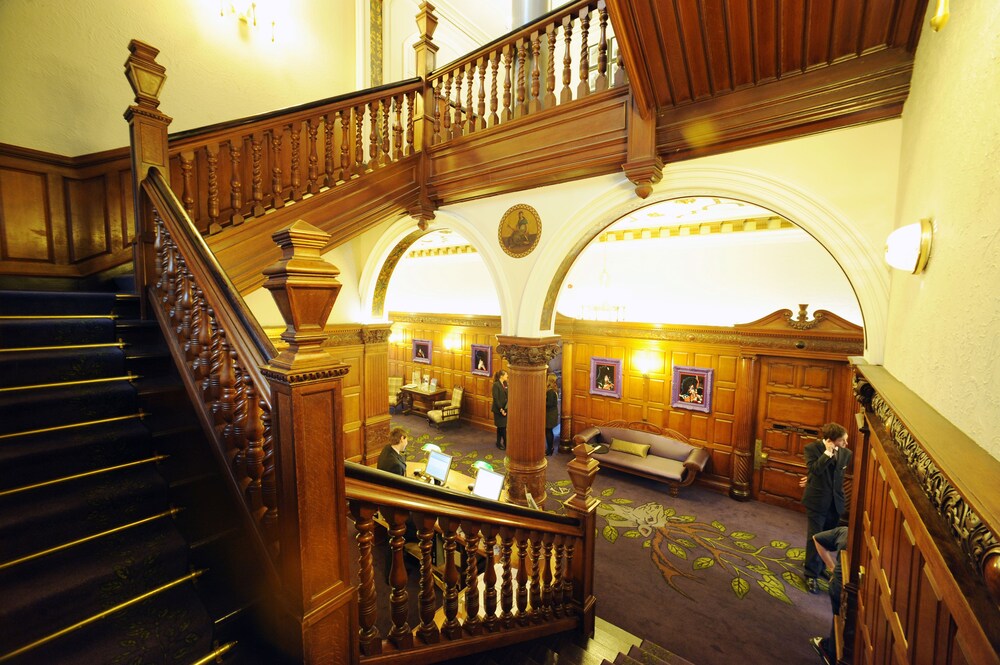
xmin=886 ymin=1 xmax=1000 ymax=459
xmin=0 ymin=0 xmax=356 ymax=156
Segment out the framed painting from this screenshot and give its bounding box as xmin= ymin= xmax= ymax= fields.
xmin=471 ymin=344 xmax=492 ymax=376
xmin=412 ymin=339 xmax=432 ymax=364
xmin=671 ymin=365 xmax=713 ymax=413
xmin=589 ymin=357 xmax=621 ymax=398
xmin=498 ymin=203 xmax=542 ymax=258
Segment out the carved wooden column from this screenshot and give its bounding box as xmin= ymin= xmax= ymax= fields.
xmin=124 ymin=40 xmax=172 ymax=318
xmin=564 ymin=442 xmax=599 ymax=639
xmin=362 ymin=324 xmax=392 ymax=466
xmin=496 ymin=335 xmax=560 ymax=504
xmin=410 ymin=2 xmax=439 ymax=228
xmin=260 ymin=220 xmax=357 ymax=664
xmin=621 ymin=95 xmax=663 ymax=199
xmin=559 ymin=339 xmax=574 ymax=452
xmin=729 ymin=352 xmax=758 ymax=501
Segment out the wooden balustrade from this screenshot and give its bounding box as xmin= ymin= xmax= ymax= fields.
xmin=426 ymin=0 xmax=621 ymax=145
xmin=344 ymin=460 xmax=596 ymax=662
xmin=165 ymin=80 xmax=421 ymax=237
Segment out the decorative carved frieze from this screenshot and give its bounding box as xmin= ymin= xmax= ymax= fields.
xmin=388 ymin=312 xmax=501 ymax=329
xmin=495 ymin=339 xmax=561 ymax=366
xmin=870 ymin=393 xmax=1000 ymax=596
xmin=261 ymin=365 xmax=350 ymax=384
xmin=361 ymin=326 xmax=392 ymax=345
xmin=554 ymin=318 xmax=863 ymax=355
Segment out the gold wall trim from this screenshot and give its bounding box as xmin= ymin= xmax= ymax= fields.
xmin=554 ymin=314 xmax=863 ymax=355
xmin=407 ymin=244 xmax=478 ymax=258
xmin=598 ymin=216 xmax=792 ymax=242
xmin=389 ymin=312 xmax=502 ymax=329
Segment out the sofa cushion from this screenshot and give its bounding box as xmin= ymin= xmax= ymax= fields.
xmin=609 ymin=438 xmax=650 ymax=458
xmin=598 ymin=427 xmax=693 ymax=462
xmin=601 ymin=450 xmax=686 ymax=481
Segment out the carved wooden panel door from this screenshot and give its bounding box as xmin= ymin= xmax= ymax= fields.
xmin=750 ymin=356 xmax=853 ymax=510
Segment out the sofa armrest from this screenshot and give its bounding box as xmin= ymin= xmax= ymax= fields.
xmin=683 ymin=447 xmax=711 ymax=473
xmin=441 ymin=404 xmax=461 ymax=417
xmin=573 ymin=426 xmax=601 ymax=446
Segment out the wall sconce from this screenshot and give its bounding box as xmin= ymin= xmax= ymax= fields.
xmin=885 ymin=218 xmax=933 ymax=274
xmin=443 ymin=334 xmax=460 ymax=351
xmin=930 ymin=0 xmax=950 ymax=31
xmin=633 ymin=351 xmax=655 ymax=377
xmin=220 ymin=1 xmax=276 ymax=42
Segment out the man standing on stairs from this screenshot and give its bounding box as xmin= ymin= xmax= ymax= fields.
xmin=801 ymin=423 xmax=852 ymax=594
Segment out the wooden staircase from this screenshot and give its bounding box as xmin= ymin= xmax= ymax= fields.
xmin=0 ymin=277 xmax=276 ymax=664
xmin=445 ymin=618 xmax=694 ymax=665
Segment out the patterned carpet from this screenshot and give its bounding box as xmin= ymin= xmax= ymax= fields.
xmin=391 ymin=414 xmax=835 ymax=665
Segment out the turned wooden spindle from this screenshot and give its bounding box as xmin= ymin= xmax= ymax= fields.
xmin=515 ymin=38 xmax=527 ymax=118
xmin=392 ymin=95 xmax=403 ymax=161
xmin=576 ymin=7 xmax=591 ymax=98
xmin=528 ymin=531 xmax=543 ymax=622
xmin=499 ymin=525 xmax=515 ymax=628
xmin=528 ymin=32 xmax=541 ymax=114
xmin=488 ymin=51 xmax=500 ymax=127
xmin=515 ymin=529 xmax=530 ymax=625
xmin=269 ymin=127 xmax=284 ymax=208
xmin=481 ymin=525 xmax=500 ymax=631
xmin=386 ymin=506 xmax=414 ymax=648
xmin=288 ymin=121 xmax=301 ymax=198
xmin=413 ymin=512 xmax=440 ymax=644
xmin=206 ymin=143 xmax=221 ymax=233
xmin=541 ymin=531 xmax=555 ymax=620
xmin=502 ymin=45 xmax=513 ymax=122
xmin=322 ymin=113 xmax=335 ymax=187
xmin=349 ymin=501 xmax=382 ymax=656
xmin=405 ymin=91 xmax=416 ymax=155
xmin=553 ymin=535 xmax=566 ymax=615
xmin=545 ymin=24 xmax=557 ymax=108
xmin=440 ymin=516 xmax=462 ymax=639
xmin=259 ymin=402 xmax=278 ymax=550
xmin=305 ymin=117 xmax=319 ymax=193
xmin=561 ymin=15 xmax=574 ymax=103
xmin=228 ymin=138 xmax=244 ymax=226
xmin=594 ymin=1 xmax=609 ymax=92
xmin=338 ymin=109 xmax=350 ymax=182
xmin=476 ymin=58 xmax=487 ymax=131
xmin=249 ymin=131 xmax=265 ymax=216
xmin=461 ymin=519 xmax=483 ymax=635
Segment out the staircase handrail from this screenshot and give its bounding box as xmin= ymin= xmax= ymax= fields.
xmin=342 ymin=445 xmax=599 ymax=661
xmin=345 ymin=461 xmax=581 ymax=533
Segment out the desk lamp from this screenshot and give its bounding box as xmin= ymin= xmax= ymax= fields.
xmin=471 ymin=460 xmax=493 ymax=473
xmin=421 ymin=443 xmax=442 ymax=453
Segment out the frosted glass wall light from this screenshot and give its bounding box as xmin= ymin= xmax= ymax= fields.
xmin=885 ymin=219 xmax=933 ymax=274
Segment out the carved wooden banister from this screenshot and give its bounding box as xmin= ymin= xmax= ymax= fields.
xmin=161 ymin=77 xmax=422 ymax=238
xmin=344 ymin=461 xmax=595 ymax=661
xmin=426 ymin=0 xmax=621 ymax=144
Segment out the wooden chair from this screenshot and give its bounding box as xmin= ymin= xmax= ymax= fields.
xmin=388 ymin=376 xmax=403 ymax=413
xmin=427 ymin=386 xmax=463 ymax=428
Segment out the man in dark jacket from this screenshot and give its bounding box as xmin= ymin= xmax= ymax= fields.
xmin=810 ymin=525 xmax=848 ymax=664
xmin=492 ymin=370 xmax=508 ymax=450
xmin=377 ymin=427 xmax=409 ymax=476
xmin=802 ymin=422 xmax=852 ymax=593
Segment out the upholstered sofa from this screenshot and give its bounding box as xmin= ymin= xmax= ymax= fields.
xmin=573 ymin=420 xmax=710 ymax=496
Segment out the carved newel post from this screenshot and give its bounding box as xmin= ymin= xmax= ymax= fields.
xmin=124 ymin=40 xmax=172 ymax=316
xmin=261 ymin=220 xmax=356 ymax=664
xmin=495 ymin=336 xmax=560 ymax=505
xmin=410 ymin=2 xmax=439 ymax=228
xmin=564 ymin=442 xmax=599 ymax=639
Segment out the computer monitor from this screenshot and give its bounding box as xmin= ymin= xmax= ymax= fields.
xmin=471 ymin=467 xmax=505 ymax=501
xmin=423 ymin=450 xmax=452 ymax=486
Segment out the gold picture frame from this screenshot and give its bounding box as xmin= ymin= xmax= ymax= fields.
xmin=498 ymin=204 xmax=541 ymax=258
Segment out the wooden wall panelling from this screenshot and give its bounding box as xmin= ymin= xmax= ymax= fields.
xmin=387 ymin=313 xmax=503 ymax=431
xmin=0 ymin=144 xmax=133 ymax=277
xmin=857 ymin=434 xmax=1000 ymax=665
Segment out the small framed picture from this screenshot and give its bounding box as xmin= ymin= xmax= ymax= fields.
xmin=671 ymin=365 xmax=713 ymax=413
xmin=412 ymin=339 xmax=432 ymax=364
xmin=590 ymin=357 xmax=621 ymax=398
xmin=471 ymin=344 xmax=492 ymax=376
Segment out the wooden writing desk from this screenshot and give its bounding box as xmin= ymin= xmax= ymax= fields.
xmin=399 ymin=385 xmax=447 ymax=415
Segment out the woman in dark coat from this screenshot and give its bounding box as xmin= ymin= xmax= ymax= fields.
xmin=492 ymin=370 xmax=508 ymax=450
xmin=545 ymin=373 xmax=559 ymax=455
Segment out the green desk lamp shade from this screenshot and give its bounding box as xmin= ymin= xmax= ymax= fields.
xmin=421 ymin=443 xmax=442 ymax=453
xmin=472 ymin=460 xmax=493 ymax=472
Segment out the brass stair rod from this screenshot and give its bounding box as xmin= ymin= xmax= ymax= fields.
xmin=188 ymin=642 xmax=236 ymax=665
xmin=0 ymin=342 xmax=125 ymax=353
xmin=0 ymin=412 xmax=145 ymax=442
xmin=0 ymin=374 xmax=139 ymax=393
xmin=0 ymin=507 xmax=182 ymax=571
xmin=0 ymin=454 xmax=167 ymax=498
xmin=0 ymin=569 xmax=206 ymax=663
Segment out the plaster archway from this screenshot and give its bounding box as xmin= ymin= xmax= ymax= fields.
xmin=522 ymin=166 xmax=889 ymax=361
xmin=359 ymin=211 xmax=515 ymax=327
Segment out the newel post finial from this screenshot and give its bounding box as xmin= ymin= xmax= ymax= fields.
xmin=565 ymin=443 xmax=600 ymax=513
xmin=262 ymin=220 xmax=342 ymax=370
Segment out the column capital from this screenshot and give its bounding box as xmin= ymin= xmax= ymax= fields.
xmin=496 ymin=335 xmax=560 ymax=367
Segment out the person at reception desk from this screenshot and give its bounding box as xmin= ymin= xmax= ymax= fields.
xmin=492 ymin=370 xmax=508 ymax=450
xmin=377 ymin=427 xmax=409 ymax=477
